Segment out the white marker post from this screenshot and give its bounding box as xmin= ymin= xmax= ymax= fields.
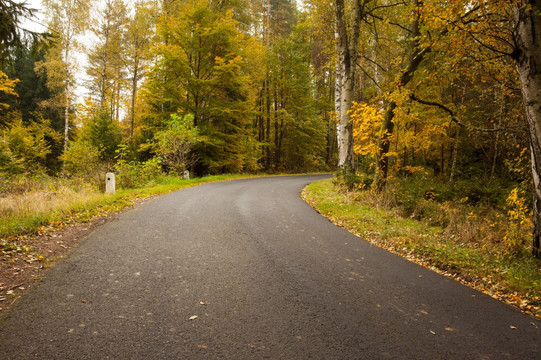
xmin=105 ymin=173 xmax=116 ymax=194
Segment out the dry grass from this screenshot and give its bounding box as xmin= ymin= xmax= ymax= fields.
xmin=0 ymin=176 xmax=105 ymax=238
xmin=0 ymin=184 xmax=100 ymax=219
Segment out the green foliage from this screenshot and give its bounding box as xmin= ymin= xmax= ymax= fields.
xmin=115 ymin=156 xmax=162 ymax=189
xmin=61 ymin=139 xmax=102 ymax=181
xmin=0 ymin=115 xmax=52 ymax=176
xmin=78 ymin=108 xmax=122 ymax=161
xmin=0 ymin=0 xmax=41 ymax=65
xmin=333 ymin=168 xmax=373 ymax=191
xmin=155 ymin=113 xmax=200 ymax=175
xmin=148 ymin=1 xmax=264 ymax=174
xmin=270 ymin=21 xmax=327 ymax=171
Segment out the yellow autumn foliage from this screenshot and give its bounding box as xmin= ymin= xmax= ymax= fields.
xmin=0 ymin=70 xmax=19 ymax=110
xmin=351 ymin=102 xmax=387 ymax=158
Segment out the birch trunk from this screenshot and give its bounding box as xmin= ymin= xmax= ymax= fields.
xmin=513 ymin=2 xmax=541 ymax=258
xmin=334 ymin=0 xmax=362 ymax=170
xmin=63 ymin=33 xmax=71 ymax=156
xmin=63 ymin=74 xmax=70 ymax=154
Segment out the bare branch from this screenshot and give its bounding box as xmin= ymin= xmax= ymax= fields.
xmin=409 ymin=93 xmax=514 ymax=133
xmin=357 ymin=62 xmax=382 ymax=90
xmin=359 ymin=53 xmax=387 ymax=73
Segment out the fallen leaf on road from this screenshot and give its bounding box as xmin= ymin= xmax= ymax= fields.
xmin=510 ymin=325 xmax=517 ymax=330
xmin=189 ymin=315 xmax=198 ymax=321
xmin=197 ymin=345 xmax=208 ymax=349
xmin=430 ymin=330 xmax=436 ymax=335
xmin=199 ymin=301 xmax=208 ymax=305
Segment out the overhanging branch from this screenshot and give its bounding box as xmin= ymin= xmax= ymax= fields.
xmin=409 ymin=93 xmax=507 ymax=133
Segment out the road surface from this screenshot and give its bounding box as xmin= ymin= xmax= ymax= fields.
xmin=0 ymin=175 xmax=539 ymax=359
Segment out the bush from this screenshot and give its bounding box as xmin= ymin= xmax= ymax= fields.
xmin=61 ymin=140 xmax=104 ymax=184
xmin=115 ymin=157 xmax=162 ymax=189
xmin=155 ymin=113 xmax=200 ymax=176
xmin=0 ymin=117 xmax=53 ymax=176
xmin=334 ymin=168 xmax=373 ymax=191
xmin=503 ymin=188 xmax=532 ymax=256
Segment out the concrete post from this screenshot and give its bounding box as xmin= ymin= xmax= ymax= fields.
xmin=106 ymin=173 xmax=116 ymax=194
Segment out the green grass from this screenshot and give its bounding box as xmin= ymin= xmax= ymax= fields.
xmin=303 ymin=178 xmax=541 ymax=318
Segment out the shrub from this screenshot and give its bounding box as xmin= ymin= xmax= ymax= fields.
xmin=334 ymin=168 xmax=372 ymax=191
xmin=0 ymin=117 xmax=52 ymax=176
xmin=115 ymin=157 xmax=162 ymax=189
xmin=503 ymin=188 xmax=532 ymax=256
xmin=155 ymin=113 xmax=200 ymax=176
xmin=61 ymin=139 xmax=104 ymax=184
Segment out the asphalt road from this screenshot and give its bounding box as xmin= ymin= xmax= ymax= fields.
xmin=0 ymin=175 xmax=539 ymax=359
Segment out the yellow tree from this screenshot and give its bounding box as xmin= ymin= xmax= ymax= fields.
xmin=125 ymin=0 xmax=156 ymax=140
xmin=42 ymin=0 xmax=93 ymax=154
xmin=86 ymin=0 xmax=128 ymax=117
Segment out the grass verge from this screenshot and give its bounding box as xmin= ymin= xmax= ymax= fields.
xmin=302 ymin=177 xmax=541 ymax=319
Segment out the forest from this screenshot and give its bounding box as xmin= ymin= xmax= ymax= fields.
xmin=1 ymin=0 xmax=541 ymax=265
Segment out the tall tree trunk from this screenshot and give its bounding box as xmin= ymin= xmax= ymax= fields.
xmin=334 ymin=0 xmax=363 ymax=170
xmin=63 ymin=74 xmax=70 ymax=155
xmin=491 ymin=117 xmax=501 ymax=178
xmin=130 ymin=64 xmax=138 ymax=140
xmin=265 ymin=79 xmax=271 ymax=169
xmin=513 ymin=1 xmax=541 ymax=258
xmin=274 ymin=84 xmax=279 ymax=166
xmin=440 ymin=141 xmax=445 ymax=176
xmin=449 ymin=125 xmax=460 ymax=185
xmin=375 ymin=101 xmax=396 ymax=188
xmin=375 ymin=0 xmax=425 ymax=190
xmin=63 ymin=35 xmax=71 ymax=158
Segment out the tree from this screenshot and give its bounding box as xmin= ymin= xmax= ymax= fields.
xmin=0 ymin=116 xmax=54 ymax=175
xmin=0 ymin=69 xmax=17 ymax=112
xmin=267 ymin=19 xmax=326 ymax=170
xmin=374 ymin=0 xmax=425 ymax=190
xmin=3 ymin=41 xmax=66 ymax=171
xmin=334 ymin=0 xmax=364 ymax=170
xmin=0 ymin=0 xmax=41 ymax=65
xmin=43 ymin=0 xmax=93 ymax=155
xmin=125 ymin=0 xmax=156 ymax=140
xmin=149 ymin=0 xmax=263 ymax=173
xmin=86 ymin=0 xmax=128 ymax=115
xmin=155 ymin=113 xmax=200 ymax=175
xmin=513 ymin=1 xmax=541 ymax=258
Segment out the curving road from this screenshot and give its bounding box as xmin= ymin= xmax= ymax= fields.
xmin=0 ymin=175 xmax=539 ymax=359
